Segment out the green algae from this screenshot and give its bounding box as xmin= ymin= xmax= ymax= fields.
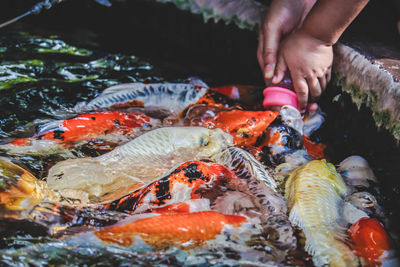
xmin=333 ymin=73 xmax=400 ymax=140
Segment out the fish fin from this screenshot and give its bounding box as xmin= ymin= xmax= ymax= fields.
xmin=72 ymin=101 xmax=89 ymax=113
xmin=100 ymin=83 xmax=144 ymax=96
xmin=291 ymin=206 xmax=359 ymax=267
xmin=213 ymin=147 xmax=277 ymax=190
xmin=303 ymin=109 xmax=325 ymax=137
xmin=302 ymin=226 xmax=358 ymax=267
xmin=341 ymin=202 xmax=369 ymax=226
xmin=288 ymin=203 xmax=304 ymax=229
xmin=187 ymin=77 xmax=209 ymax=88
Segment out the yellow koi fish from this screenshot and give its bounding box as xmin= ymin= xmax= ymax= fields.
xmin=285 ymin=160 xmax=359 ymax=267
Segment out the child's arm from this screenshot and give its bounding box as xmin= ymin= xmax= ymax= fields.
xmin=272 ymin=0 xmax=370 ymax=110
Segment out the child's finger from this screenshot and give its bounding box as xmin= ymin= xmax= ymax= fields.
xmin=326 ymin=68 xmax=332 ymax=84
xmin=292 ymin=75 xmax=309 ymax=111
xmin=318 ymin=75 xmax=327 ymax=91
xmin=257 ymin=29 xmax=265 ymax=71
xmin=307 ymin=76 xmax=322 ymax=101
xmin=272 ymin=55 xmax=287 ymax=84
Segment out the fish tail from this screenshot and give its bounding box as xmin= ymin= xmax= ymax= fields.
xmin=304 ymin=228 xmax=358 ymax=267
xmin=289 ymin=204 xmax=358 ymax=267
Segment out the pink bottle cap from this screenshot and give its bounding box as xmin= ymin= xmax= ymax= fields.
xmin=263 ymin=86 xmax=298 ymax=110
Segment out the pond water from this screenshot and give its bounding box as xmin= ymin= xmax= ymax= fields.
xmin=0 ymin=1 xmax=399 ymax=266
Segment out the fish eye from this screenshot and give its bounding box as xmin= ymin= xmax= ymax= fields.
xmin=200 ymin=136 xmax=210 ymax=146
xmin=327 ymin=162 xmax=336 ymax=171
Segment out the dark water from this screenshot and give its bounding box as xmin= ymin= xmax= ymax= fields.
xmin=0 ymin=0 xmax=399 ymax=265
xmin=0 ymin=31 xmax=164 ymax=138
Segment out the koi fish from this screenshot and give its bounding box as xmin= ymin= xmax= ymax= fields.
xmin=212 ymin=147 xmax=296 ymax=250
xmin=103 ymin=156 xmax=295 ymax=251
xmin=338 ymin=155 xmax=377 ymax=188
xmin=189 ymin=109 xmax=278 ymax=147
xmin=258 ymin=106 xmax=307 ymax=167
xmin=73 ymin=79 xmax=209 ymax=117
xmin=302 ymin=135 xmax=326 ymax=160
xmin=0 ymin=111 xmax=156 ymax=156
xmin=46 ymin=127 xmax=233 ymax=204
xmin=103 ymin=160 xmax=234 ymax=213
xmin=0 ymin=157 xmax=84 ymax=235
xmin=211 ymin=85 xmax=261 ymax=106
xmin=347 ymin=192 xmax=383 ymax=218
xmin=349 ymin=217 xmax=390 ymax=266
xmin=193 ymin=90 xmax=240 ymax=109
xmin=94 ymin=211 xmax=247 ymax=248
xmin=285 ymin=160 xmax=359 ymax=267
xmin=302 ymin=108 xmax=326 ymax=137
xmin=0 ymin=157 xmax=57 ymax=211
xmin=212 ymin=147 xmax=278 ymax=191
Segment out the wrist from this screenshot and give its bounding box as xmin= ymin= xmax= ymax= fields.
xmin=296 ymin=26 xmax=336 ymax=46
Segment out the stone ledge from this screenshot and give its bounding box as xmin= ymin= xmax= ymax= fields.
xmin=333 ymin=44 xmax=400 ymax=140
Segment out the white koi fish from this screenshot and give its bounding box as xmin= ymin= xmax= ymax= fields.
xmin=46 ymin=127 xmax=233 ymax=203
xmin=73 ymin=79 xmax=209 ymax=116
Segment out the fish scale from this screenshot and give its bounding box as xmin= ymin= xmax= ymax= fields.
xmin=285 ymin=160 xmax=359 ymax=267
xmin=77 ymin=83 xmax=208 ymax=114
xmin=46 ymin=127 xmax=233 ymax=203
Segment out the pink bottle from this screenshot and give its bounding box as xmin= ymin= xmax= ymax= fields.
xmin=263 ymin=73 xmax=298 ymax=110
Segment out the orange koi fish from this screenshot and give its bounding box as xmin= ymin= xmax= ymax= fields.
xmin=94 ymin=211 xmax=247 ymax=248
xmin=349 ymin=217 xmax=391 ymax=266
xmin=211 ymin=85 xmax=262 ymax=106
xmin=302 ymin=135 xmax=326 ymax=160
xmin=10 ymin=111 xmax=152 ymax=146
xmin=194 ymin=90 xmax=240 ymax=108
xmin=149 ymin=200 xmax=210 ymax=215
xmin=103 ymin=161 xmax=234 ymax=213
xmin=189 ymin=109 xmax=278 ymax=146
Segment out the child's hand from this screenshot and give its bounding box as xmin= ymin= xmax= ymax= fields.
xmin=257 ymin=0 xmax=316 ymax=80
xmin=272 ymin=30 xmax=333 ymax=110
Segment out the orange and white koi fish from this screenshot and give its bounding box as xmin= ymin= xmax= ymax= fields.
xmin=103 ymin=161 xmax=234 ymax=213
xmin=46 ymin=127 xmax=233 ymax=204
xmin=103 ymin=154 xmax=294 ymax=251
xmin=0 ymin=111 xmax=156 ymax=155
xmin=94 ymin=211 xmax=247 ymax=248
xmin=348 ymin=217 xmax=391 ymax=267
